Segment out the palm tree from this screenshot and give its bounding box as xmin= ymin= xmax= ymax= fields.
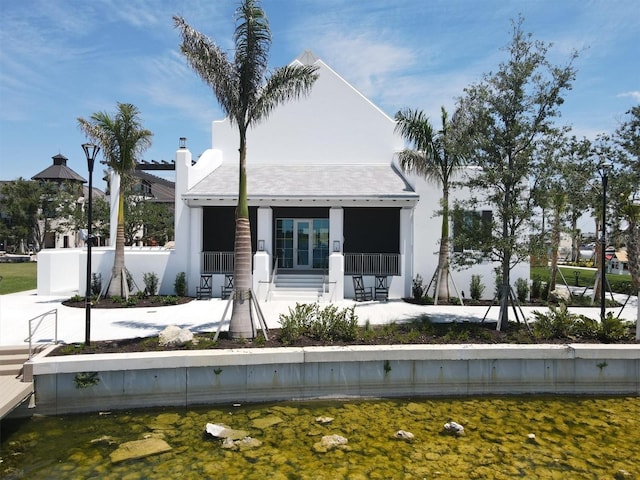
xmin=395 ymin=106 xmax=465 ymax=303
xmin=78 ymin=102 xmax=153 ymax=298
xmin=174 ymin=0 xmax=318 ymax=339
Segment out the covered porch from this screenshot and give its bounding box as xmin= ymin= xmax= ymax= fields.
xmin=183 ymin=163 xmax=418 ymax=300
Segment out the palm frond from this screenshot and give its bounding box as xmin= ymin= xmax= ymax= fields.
xmin=173 ymin=15 xmax=239 ymax=121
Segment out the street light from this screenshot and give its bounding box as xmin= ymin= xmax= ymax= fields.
xmin=83 ymin=143 xmax=100 ymax=346
xmin=598 ymin=161 xmax=612 ymax=321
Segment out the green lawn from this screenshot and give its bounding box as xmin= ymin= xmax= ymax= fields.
xmin=530 ymin=265 xmax=635 ymax=295
xmin=0 ymin=262 xmax=37 ymax=294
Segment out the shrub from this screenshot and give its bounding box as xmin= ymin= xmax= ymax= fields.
xmin=531 ymin=304 xmax=576 ymax=340
xmin=570 ymin=313 xmax=630 ymax=342
xmin=91 ymin=273 xmax=102 ymax=296
xmin=161 ymin=295 xmax=179 ymax=305
xmin=469 ymin=275 xmax=485 ymax=301
xmin=174 ymin=272 xmax=187 ymax=297
xmin=412 ymin=274 xmax=424 ymax=301
xmin=143 ymin=272 xmax=159 ymax=296
xmin=494 ymin=271 xmax=503 ymax=300
xmin=531 ymin=275 xmax=542 ymax=299
xmin=515 ymin=277 xmax=529 ymax=303
xmin=278 ymin=303 xmax=358 ymax=344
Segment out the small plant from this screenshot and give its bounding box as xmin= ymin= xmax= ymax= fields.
xmin=69 ymin=294 xmax=84 ymax=303
xmin=515 ymin=277 xmax=529 ymax=303
xmin=143 ymin=272 xmax=159 ymax=296
xmin=531 ymin=304 xmax=576 ymax=340
xmin=597 ymin=313 xmax=629 ymax=342
xmin=174 ymin=272 xmax=187 ymax=297
xmin=91 ymin=273 xmax=102 ymax=296
xmin=74 ymin=372 xmax=100 ymax=389
xmin=412 ymin=274 xmax=424 ymax=301
xmin=161 ymin=295 xmax=179 ymax=305
xmin=469 ymin=275 xmax=485 ymax=301
xmin=383 ymin=360 xmax=392 ymax=374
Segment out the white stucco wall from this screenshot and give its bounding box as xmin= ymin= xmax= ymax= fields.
xmin=407 ymin=169 xmax=530 ymax=300
xmin=211 ymin=58 xmax=403 ymax=166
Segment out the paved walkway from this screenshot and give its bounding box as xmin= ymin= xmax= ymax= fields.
xmin=0 ymin=290 xmax=637 ymax=346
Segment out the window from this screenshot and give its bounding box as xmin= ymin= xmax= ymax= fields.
xmin=452 ymin=208 xmax=492 ymax=253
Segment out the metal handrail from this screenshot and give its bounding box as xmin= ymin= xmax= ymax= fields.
xmin=24 ymin=309 xmax=58 ymax=359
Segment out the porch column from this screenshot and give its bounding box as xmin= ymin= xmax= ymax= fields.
xmin=329 ymin=207 xmax=344 ymax=301
xmin=253 ymin=207 xmax=272 ymax=297
xmin=399 ymin=206 xmax=414 ymax=299
xmin=174 ymin=145 xmax=198 ymax=295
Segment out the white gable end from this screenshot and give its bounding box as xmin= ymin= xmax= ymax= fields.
xmin=211 ymin=51 xmax=403 ymax=165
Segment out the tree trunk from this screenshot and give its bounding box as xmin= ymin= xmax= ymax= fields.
xmin=625 ymin=217 xmax=639 ymax=340
xmin=229 ymin=131 xmax=254 ymax=339
xmin=436 ymin=190 xmax=451 ymax=302
xmin=570 ymin=214 xmax=579 ymax=263
xmin=498 ymin=181 xmax=511 ymax=331
xmin=108 ymin=192 xmax=128 ymax=298
xmin=549 ymin=202 xmax=562 ymax=291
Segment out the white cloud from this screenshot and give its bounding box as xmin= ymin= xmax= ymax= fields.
xmin=617 ymin=91 xmax=640 ymax=101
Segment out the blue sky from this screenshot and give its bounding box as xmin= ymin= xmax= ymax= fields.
xmin=1 ymin=0 xmax=638 ymax=190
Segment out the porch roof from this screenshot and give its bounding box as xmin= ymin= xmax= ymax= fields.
xmin=183 ymin=163 xmax=419 ymax=207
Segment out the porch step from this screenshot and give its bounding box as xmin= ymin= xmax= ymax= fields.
xmin=270 ymin=273 xmax=326 ymax=302
xmin=0 ymin=346 xmax=30 ymax=379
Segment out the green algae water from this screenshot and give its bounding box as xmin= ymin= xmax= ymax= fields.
xmin=1 ymin=396 xmax=638 ymax=479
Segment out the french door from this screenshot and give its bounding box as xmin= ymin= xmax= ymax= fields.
xmin=276 ymin=218 xmax=329 ymax=269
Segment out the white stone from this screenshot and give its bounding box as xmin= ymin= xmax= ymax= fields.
xmin=320 ymin=434 xmax=348 ymax=448
xmin=394 ymin=430 xmax=415 ymax=440
xmin=315 ymin=416 xmax=334 ymax=424
xmin=443 ymin=421 xmax=464 ymax=435
xmin=158 ymin=325 xmax=193 ymax=347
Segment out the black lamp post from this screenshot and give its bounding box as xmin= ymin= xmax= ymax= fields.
xmin=83 ymin=143 xmax=100 ymax=346
xmin=598 ymin=161 xmax=612 ymax=321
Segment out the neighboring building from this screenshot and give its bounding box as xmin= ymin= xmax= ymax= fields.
xmin=30 ymin=154 xmax=101 ymax=249
xmin=171 ymin=51 xmax=529 ymax=301
xmin=608 ymin=248 xmax=629 ymax=275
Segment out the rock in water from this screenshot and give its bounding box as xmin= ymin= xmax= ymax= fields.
xmin=315 ymin=416 xmax=334 ymax=424
xmin=205 ymin=423 xmax=249 ymax=440
xmin=159 ymin=325 xmax=193 ymax=347
xmin=109 ymin=438 xmax=172 ymax=463
xmin=443 ymin=421 xmax=465 ymax=435
xmin=394 ymin=430 xmax=415 ymax=440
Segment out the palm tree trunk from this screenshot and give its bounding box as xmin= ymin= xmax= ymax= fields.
xmin=436 ymin=190 xmax=450 ymax=302
xmin=108 ymin=192 xmax=128 ymax=298
xmin=229 ymin=131 xmax=254 ymax=339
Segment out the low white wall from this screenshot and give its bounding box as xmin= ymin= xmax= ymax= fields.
xmin=24 ymin=344 xmax=640 ymax=416
xmin=37 ymin=248 xmax=182 ymax=296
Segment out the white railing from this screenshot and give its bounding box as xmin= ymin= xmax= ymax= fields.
xmin=344 ymin=253 xmax=400 ymax=276
xmin=201 ymin=251 xmax=234 ymax=274
xmin=24 ymin=309 xmax=58 ymax=359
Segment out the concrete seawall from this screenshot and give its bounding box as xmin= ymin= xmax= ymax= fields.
xmin=21 ymin=344 xmax=640 ymax=416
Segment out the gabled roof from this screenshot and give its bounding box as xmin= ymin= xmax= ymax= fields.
xmin=183 ymin=163 xmax=418 ymax=207
xmin=32 ymin=154 xmax=86 ymax=183
xmin=134 ymin=170 xmax=174 ymax=203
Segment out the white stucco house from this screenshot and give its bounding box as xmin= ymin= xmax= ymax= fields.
xmin=38 ymin=51 xmax=528 ymax=300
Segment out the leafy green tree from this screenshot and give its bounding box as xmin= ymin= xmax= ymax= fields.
xmin=0 ymin=178 xmax=64 ymax=252
xmin=78 ymin=103 xmax=153 ymax=297
xmin=395 ymin=106 xmax=465 ymax=303
xmin=456 ymin=16 xmax=578 ymax=330
xmin=174 ymin=0 xmax=318 ymax=339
